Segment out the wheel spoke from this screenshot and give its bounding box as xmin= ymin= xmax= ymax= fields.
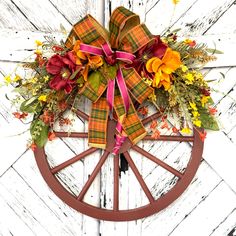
xmin=54 ymin=132 xmax=88 ymax=138
xmin=51 ymin=147 xmax=97 ymax=174
xmin=73 ymin=108 xmax=89 ymax=121
xmin=142 ymin=112 xmax=162 ymax=125
xmin=143 ymin=135 xmax=194 ymax=142
xmin=132 ymin=145 xmax=183 ymax=179
xmin=77 ymin=151 xmax=109 ymax=201
xmin=113 ymin=155 xmax=119 ymax=210
xmin=123 ymin=152 xmax=155 ymax=203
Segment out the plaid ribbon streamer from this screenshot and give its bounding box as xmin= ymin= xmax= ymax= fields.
xmin=66 ymin=7 xmax=154 ymax=149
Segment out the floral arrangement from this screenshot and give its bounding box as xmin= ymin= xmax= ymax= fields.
xmin=5 ymin=5 xmax=220 ymax=153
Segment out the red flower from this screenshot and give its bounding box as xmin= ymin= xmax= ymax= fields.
xmin=127 ymin=36 xmax=167 ymax=78
xmin=46 ymin=51 xmax=78 ymax=94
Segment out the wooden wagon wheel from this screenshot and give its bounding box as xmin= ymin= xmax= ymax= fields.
xmin=34 ymin=108 xmax=203 ymax=221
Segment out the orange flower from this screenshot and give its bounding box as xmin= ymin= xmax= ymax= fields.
xmin=146 ymin=48 xmax=181 ymax=90
xmin=138 ymin=106 xmax=149 ymax=116
xmin=209 ymin=107 xmax=217 ymax=115
xmin=151 ymin=129 xmax=161 ymax=139
xmin=199 ymin=130 xmax=207 ymax=142
xmin=48 ymin=132 xmax=56 ymax=141
xmin=73 ymin=40 xmax=103 ymax=81
xmin=150 ymin=120 xmax=158 ymax=129
xmin=28 ymin=142 xmax=37 ymax=152
xmin=161 ymin=121 xmax=170 ymax=130
xmin=172 ymin=126 xmax=179 ymax=133
xmin=13 ymin=112 xmax=28 ymax=120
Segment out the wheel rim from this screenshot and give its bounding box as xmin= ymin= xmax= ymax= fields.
xmin=34 ymin=109 xmax=204 ymax=221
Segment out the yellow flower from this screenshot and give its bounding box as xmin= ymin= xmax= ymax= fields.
xmin=29 ymin=77 xmax=38 ymax=84
xmin=193 ymin=119 xmax=201 ymax=127
xmin=4 ymin=75 xmax=12 ymax=84
xmin=148 ymin=92 xmax=157 ymax=102
xmin=146 ymin=48 xmax=182 ymax=90
xmin=184 ymin=73 xmax=194 ymax=84
xmin=201 ymin=96 xmax=210 ymax=107
xmin=181 ymin=127 xmax=191 ymax=134
xmin=181 ymin=65 xmax=188 ymax=72
xmin=35 ymin=40 xmax=43 ymax=47
xmin=172 ymin=0 xmax=180 ymax=4
xmin=38 ymin=95 xmax=47 ymax=102
xmin=13 ymin=74 xmax=21 ymax=82
xmin=43 ymin=76 xmax=49 ymax=82
xmin=189 ymin=102 xmax=197 ymax=111
xmin=35 ymin=49 xmax=42 ymax=55
xmin=192 ymin=111 xmax=200 ymax=118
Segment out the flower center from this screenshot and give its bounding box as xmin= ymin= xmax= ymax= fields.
xmin=61 ymin=68 xmax=71 ymax=79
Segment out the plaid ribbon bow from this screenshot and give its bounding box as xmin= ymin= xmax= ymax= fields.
xmin=65 ymin=6 xmax=154 ymax=152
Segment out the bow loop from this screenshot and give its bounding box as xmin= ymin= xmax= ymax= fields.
xmin=65 ymin=7 xmax=155 ymax=152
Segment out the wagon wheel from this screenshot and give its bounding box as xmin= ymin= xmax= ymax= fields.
xmin=34 ymin=108 xmax=203 ymax=221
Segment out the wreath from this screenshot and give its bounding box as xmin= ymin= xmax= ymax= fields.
xmin=5 ymin=5 xmax=220 ymax=153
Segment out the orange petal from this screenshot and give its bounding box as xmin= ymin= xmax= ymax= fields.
xmin=89 ymin=55 xmax=103 ymax=68
xmin=82 ymin=65 xmax=89 ymax=81
xmin=146 ymin=57 xmax=158 ymax=73
xmin=73 ymin=40 xmax=82 ymax=52
xmin=77 ymin=50 xmax=87 ymax=60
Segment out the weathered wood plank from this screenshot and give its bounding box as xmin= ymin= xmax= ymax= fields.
xmin=0 ymin=67 xmax=30 ymax=176
xmin=211 ymin=208 xmax=236 ymax=236
xmin=13 ymin=150 xmax=84 ymax=236
xmin=142 ymin=161 xmax=222 ymax=235
xmin=11 ymin=0 xmax=71 ymax=32
xmin=0 ymin=197 xmax=34 ymax=236
xmin=145 ymin=0 xmax=197 ymax=33
xmin=170 ymin=0 xmax=234 ymax=36
xmin=0 ymin=0 xmax=35 ymax=30
xmin=206 ymin=3 xmax=236 ymax=35
xmin=0 ymin=168 xmax=80 ymax=235
xmin=168 ymin=182 xmax=236 ymax=236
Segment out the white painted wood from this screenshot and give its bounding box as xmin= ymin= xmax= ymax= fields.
xmin=211 ymin=209 xmax=236 ymax=236
xmin=170 ymin=0 xmax=234 ymax=36
xmin=10 ymin=0 xmax=71 ymax=31
xmin=203 ymin=130 xmax=236 ymax=193
xmin=0 ymin=168 xmax=76 ymax=235
xmin=0 ymin=0 xmax=35 ymax=30
xmin=142 ymin=161 xmax=222 ymax=235
xmin=0 ymin=197 xmax=35 ymax=236
xmin=13 ymin=150 xmax=84 ymax=235
xmin=169 ymin=182 xmax=236 ymax=236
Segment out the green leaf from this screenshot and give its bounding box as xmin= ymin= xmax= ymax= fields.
xmin=88 ymin=71 xmax=104 ymax=93
xmin=30 ymin=119 xmax=49 ymax=147
xmin=20 ymin=97 xmax=39 ymax=113
xmin=206 ymin=48 xmax=223 ymax=54
xmin=198 ymin=107 xmax=219 ymax=131
xmin=69 ymin=68 xmax=81 ymax=80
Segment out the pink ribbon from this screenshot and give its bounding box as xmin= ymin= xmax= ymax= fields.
xmin=80 ymin=42 xmax=135 ymax=155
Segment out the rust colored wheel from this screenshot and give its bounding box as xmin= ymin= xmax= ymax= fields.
xmin=34 ymin=109 xmax=203 ymax=221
